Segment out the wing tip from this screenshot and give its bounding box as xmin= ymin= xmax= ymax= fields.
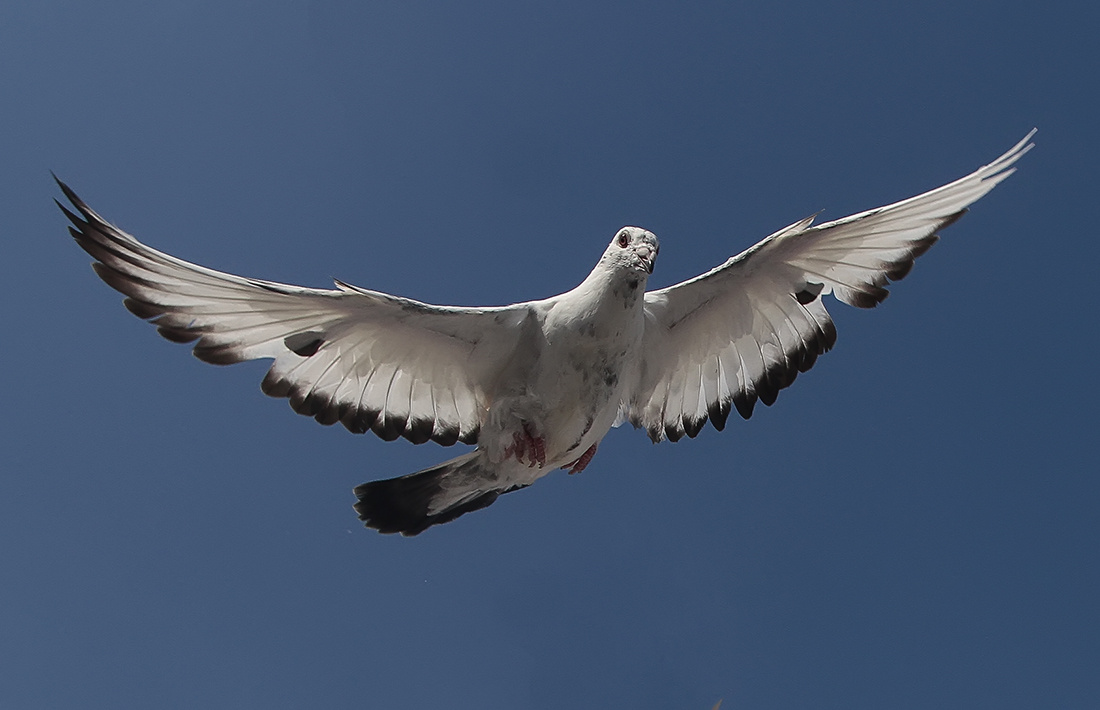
xmin=53 ymin=175 xmax=103 ymax=227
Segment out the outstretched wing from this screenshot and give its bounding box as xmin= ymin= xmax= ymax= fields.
xmin=59 ymin=180 xmax=529 ymax=446
xmin=625 ymin=130 xmax=1034 ymax=442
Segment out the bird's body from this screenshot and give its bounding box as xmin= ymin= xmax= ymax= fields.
xmin=492 ymin=234 xmax=653 ymax=467
xmin=60 ymin=131 xmax=1034 ymax=535
xmin=355 ymin=229 xmax=658 ymax=533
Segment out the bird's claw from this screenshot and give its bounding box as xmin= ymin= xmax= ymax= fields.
xmin=504 ymin=423 xmax=546 ymax=468
xmin=563 ymin=443 xmax=598 ymax=475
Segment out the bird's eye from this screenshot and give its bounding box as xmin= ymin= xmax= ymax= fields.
xmin=617 ymin=232 xmax=630 ymax=248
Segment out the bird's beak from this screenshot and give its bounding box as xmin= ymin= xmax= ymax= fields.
xmin=636 ymin=245 xmax=655 ymax=274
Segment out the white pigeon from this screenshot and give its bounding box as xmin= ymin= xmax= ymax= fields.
xmin=60 ymin=130 xmax=1034 ymax=535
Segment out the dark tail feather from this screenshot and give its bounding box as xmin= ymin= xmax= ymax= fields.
xmin=353 ymin=453 xmax=521 ymax=536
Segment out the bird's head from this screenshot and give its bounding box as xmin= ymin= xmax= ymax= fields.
xmin=600 ymin=226 xmax=659 ymax=276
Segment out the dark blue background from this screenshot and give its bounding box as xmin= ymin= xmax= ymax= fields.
xmin=2 ymin=2 xmax=1095 ymax=708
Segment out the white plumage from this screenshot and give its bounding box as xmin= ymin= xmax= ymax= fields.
xmin=61 ymin=130 xmax=1033 ymax=534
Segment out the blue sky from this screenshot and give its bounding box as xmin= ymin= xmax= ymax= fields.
xmin=2 ymin=2 xmax=1097 ymax=708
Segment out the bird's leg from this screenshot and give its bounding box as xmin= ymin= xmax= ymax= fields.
xmin=504 ymin=421 xmax=546 ymax=468
xmin=503 ymin=433 xmax=523 ymax=463
xmin=563 ymin=443 xmax=598 ymax=475
xmin=522 ymin=421 xmax=546 ymax=468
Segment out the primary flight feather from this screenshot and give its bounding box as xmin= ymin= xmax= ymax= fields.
xmin=60 ymin=130 xmax=1034 ymax=535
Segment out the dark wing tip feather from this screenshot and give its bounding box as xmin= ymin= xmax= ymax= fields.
xmin=54 ymin=176 xmax=89 ymax=217
xmin=683 ymin=415 xmax=707 ymax=439
xmin=795 ymin=347 xmax=819 ymax=373
xmin=88 ymin=261 xmax=136 ymax=295
xmin=430 ymin=425 xmax=461 ymax=447
xmin=56 ymin=200 xmax=88 ymax=231
xmin=909 ymin=233 xmax=941 ymax=259
xmin=288 ymin=386 xmax=325 ymax=418
xmin=56 ymin=179 xmax=117 ymax=244
xmin=885 ymin=234 xmax=942 ymax=281
xmin=733 ymin=391 xmax=757 ymax=420
xmin=192 ymin=344 xmax=244 ymax=365
xmin=261 ymin=369 xmax=293 ymax=398
xmin=707 ymin=399 xmax=731 ymax=432
xmin=936 ymin=208 xmax=968 ymax=232
xmin=123 ymin=298 xmax=166 ymax=319
xmin=771 ymin=361 xmax=798 ymax=391
xmin=795 ymin=282 xmax=824 ymax=304
xmin=340 ymin=407 xmax=379 ymax=435
xmin=314 ymin=407 xmax=342 ymax=427
xmin=848 ymin=285 xmax=890 ymax=309
xmin=884 ymin=261 xmax=914 ymax=282
xmin=757 ymin=382 xmax=779 ymax=408
xmin=156 ymin=325 xmax=200 ymax=344
xmin=403 ymin=418 xmax=435 ymax=445
xmin=373 ymin=415 xmax=407 ymax=442
xmin=284 ymin=333 xmax=325 ymax=357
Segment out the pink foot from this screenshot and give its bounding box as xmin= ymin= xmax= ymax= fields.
xmin=563 ymin=443 xmax=598 ymax=475
xmin=504 ymin=422 xmax=546 ymax=468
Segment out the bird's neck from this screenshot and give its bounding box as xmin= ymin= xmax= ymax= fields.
xmin=564 ymin=264 xmax=647 ymax=321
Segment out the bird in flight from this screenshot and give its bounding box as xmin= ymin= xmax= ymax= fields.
xmin=60 ymin=130 xmax=1034 ymax=535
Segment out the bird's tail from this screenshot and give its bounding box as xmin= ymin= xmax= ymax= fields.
xmin=353 ymin=452 xmax=525 ymax=536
